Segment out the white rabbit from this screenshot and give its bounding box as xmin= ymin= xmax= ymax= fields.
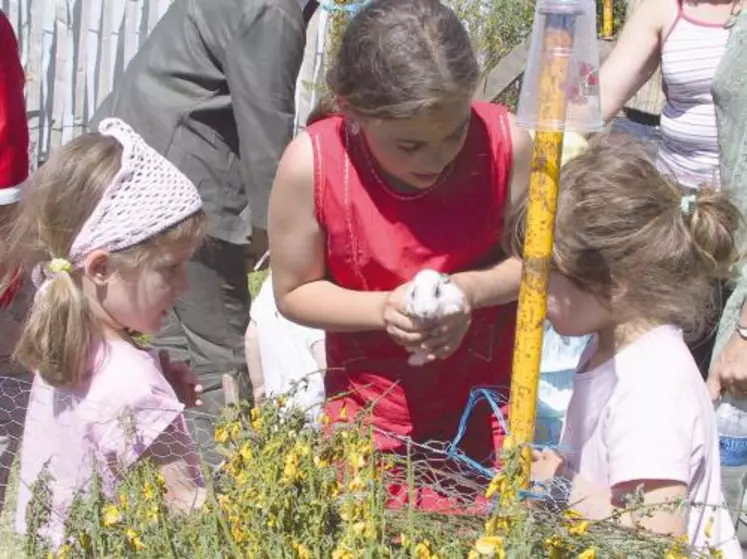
xmin=403 ymin=269 xmax=466 ymax=366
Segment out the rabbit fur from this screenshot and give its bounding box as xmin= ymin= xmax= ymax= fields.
xmin=403 ymin=269 xmax=466 ymax=366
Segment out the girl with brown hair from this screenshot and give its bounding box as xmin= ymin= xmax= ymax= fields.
xmin=529 ymin=132 xmax=741 ymax=555
xmin=268 ymin=0 xmax=531 ymax=508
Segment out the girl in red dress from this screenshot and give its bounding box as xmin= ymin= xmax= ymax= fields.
xmin=268 ymin=0 xmax=531 ymax=508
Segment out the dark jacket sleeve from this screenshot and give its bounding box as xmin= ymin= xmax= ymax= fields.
xmin=223 ymin=3 xmax=306 ymax=229
xmin=0 ymin=12 xmax=29 ymax=200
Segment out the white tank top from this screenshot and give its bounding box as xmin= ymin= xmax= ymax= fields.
xmin=658 ymin=1 xmax=730 ymax=188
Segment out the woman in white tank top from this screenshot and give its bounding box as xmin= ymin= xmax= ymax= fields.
xmin=600 ymin=0 xmax=739 ymax=189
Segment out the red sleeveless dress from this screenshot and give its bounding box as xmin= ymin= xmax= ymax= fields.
xmin=308 ymin=103 xmax=517 ymax=503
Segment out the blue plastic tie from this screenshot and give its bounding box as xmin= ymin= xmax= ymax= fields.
xmin=444 ymin=386 xmax=571 ymax=502
xmin=318 ymin=0 xmax=371 ymax=15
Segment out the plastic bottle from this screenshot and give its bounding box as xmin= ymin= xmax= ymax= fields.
xmin=716 ymin=395 xmax=747 ymax=466
xmin=716 ymin=395 xmax=747 ymax=525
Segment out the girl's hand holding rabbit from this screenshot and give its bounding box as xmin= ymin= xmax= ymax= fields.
xmin=382 ymin=270 xmax=473 ymax=365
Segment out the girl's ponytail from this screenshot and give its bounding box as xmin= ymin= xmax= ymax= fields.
xmin=14 ymin=267 xmax=100 ymax=387
xmin=683 ymin=187 xmax=742 ymax=280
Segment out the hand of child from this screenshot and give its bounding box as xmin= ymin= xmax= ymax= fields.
xmin=382 ymin=283 xmax=430 ymax=350
xmin=531 ymin=448 xmax=565 ymax=483
xmin=420 ymin=303 xmax=472 ymax=360
xmin=158 ymin=350 xmax=203 ymax=408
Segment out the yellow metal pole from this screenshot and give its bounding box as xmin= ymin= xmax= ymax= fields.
xmin=508 ymin=10 xmax=576 ymax=485
xmin=602 ymin=0 xmax=614 ymax=38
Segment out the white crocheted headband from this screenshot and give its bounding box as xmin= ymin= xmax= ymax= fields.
xmin=32 ymin=118 xmax=202 ymax=288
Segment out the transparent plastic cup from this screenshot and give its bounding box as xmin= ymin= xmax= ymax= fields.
xmin=517 ymin=0 xmax=603 ymax=134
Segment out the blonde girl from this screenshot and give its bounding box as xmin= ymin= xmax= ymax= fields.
xmin=0 ymin=119 xmax=206 ymax=547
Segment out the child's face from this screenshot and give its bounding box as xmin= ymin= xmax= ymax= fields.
xmin=546 ymin=272 xmax=612 ymax=337
xmin=360 ymin=96 xmax=472 ymax=190
xmin=94 ymin=245 xmax=193 ymax=335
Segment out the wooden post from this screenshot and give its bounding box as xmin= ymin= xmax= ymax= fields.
xmin=508 ymin=6 xmax=578 ymax=485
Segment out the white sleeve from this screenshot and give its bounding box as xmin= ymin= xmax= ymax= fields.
xmin=603 ymin=376 xmax=696 ymax=488
xmin=250 ymin=277 xmax=276 ymax=324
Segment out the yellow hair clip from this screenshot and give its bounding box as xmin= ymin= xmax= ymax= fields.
xmin=48 ymin=258 xmax=73 ymax=274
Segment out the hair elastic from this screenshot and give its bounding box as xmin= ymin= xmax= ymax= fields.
xmin=48 ymin=258 xmax=72 ymax=275
xmin=680 ymin=194 xmax=697 ymax=217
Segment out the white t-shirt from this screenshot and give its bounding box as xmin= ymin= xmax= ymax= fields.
xmin=250 ymin=276 xmax=326 ymax=417
xmin=561 ymin=325 xmax=739 ymax=556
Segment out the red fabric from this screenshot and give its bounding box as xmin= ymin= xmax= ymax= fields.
xmin=0 ymin=269 xmax=22 ymax=307
xmin=310 ymin=102 xmax=517 ymax=501
xmin=0 ymin=12 xmax=29 ymax=193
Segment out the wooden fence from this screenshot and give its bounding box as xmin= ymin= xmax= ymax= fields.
xmin=3 ymin=0 xmax=171 ymax=166
xmin=5 ymin=0 xmax=624 ymax=166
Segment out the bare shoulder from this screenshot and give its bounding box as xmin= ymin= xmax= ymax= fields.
xmin=506 ymin=113 xmax=532 ymax=157
xmin=268 ymin=131 xmax=319 ymax=249
xmin=270 ymin=132 xmax=315 ymax=208
xmin=632 ymin=0 xmax=678 ymax=33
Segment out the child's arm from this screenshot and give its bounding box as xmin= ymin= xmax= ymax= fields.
xmin=245 ymin=319 xmax=266 ymax=403
xmin=269 ymin=133 xmax=391 ymax=332
xmin=534 ymin=449 xmax=688 ymax=535
xmin=143 ymin=422 xmax=206 ymax=514
xmin=269 ymin=133 xmax=426 ymax=350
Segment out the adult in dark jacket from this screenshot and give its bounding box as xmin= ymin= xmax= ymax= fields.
xmin=90 ymin=0 xmax=318 ymax=465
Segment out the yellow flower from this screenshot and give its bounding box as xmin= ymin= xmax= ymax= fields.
xmin=101 ymin=504 xmax=121 ymax=527
xmin=56 ymin=544 xmax=72 ymax=558
xmin=117 ymin=492 xmax=129 ymax=510
xmin=414 ymin=540 xmax=434 ymax=559
xmin=215 ymin=426 xmax=229 ymax=444
xmin=143 ymin=482 xmax=155 ymax=501
xmin=231 ymin=523 xmax=246 ymax=543
xmin=283 ymin=451 xmax=301 ymax=483
xmin=78 ymin=531 xmax=91 ymax=550
xmin=400 ymin=532 xmax=410 ymax=548
xmin=468 ymin=551 xmax=480 ymax=559
xmin=146 ymin=505 xmax=159 ymax=523
xmin=502 ymin=435 xmax=515 ymax=451
xmin=568 ymin=520 xmax=589 ymax=536
xmin=293 ymin=542 xmax=312 ymax=559
xmin=352 ymin=521 xmax=366 ymax=537
xmin=485 ymin=474 xmax=507 ymax=500
xmin=563 ymin=509 xmax=583 ymax=521
xmin=664 ymin=534 xmax=689 ymax=559
xmin=544 ymin=535 xmax=567 ymax=559
xmin=320 ymin=413 xmax=331 ymax=426
xmin=239 ymin=443 xmax=253 ymax=461
xmin=250 ymin=407 xmax=264 ymax=430
xmin=705 ymin=516 xmax=714 ymax=539
xmin=348 ymin=475 xmax=365 ymax=492
xmin=125 ymin=528 xmax=145 ymax=551
xmin=332 ymin=547 xmax=354 ymax=559
xmin=475 ymin=536 xmax=505 ymax=557
xmin=578 ymin=549 xmax=596 ymax=559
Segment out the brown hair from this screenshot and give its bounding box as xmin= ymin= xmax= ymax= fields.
xmin=510 ymin=132 xmax=741 ymax=341
xmin=307 ymin=0 xmax=479 ymax=126
xmin=1 ymin=133 xmax=205 ymax=387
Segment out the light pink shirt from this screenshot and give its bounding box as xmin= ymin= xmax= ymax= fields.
xmin=562 ymin=325 xmax=739 ymax=556
xmin=15 ymin=339 xmax=202 ymax=546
